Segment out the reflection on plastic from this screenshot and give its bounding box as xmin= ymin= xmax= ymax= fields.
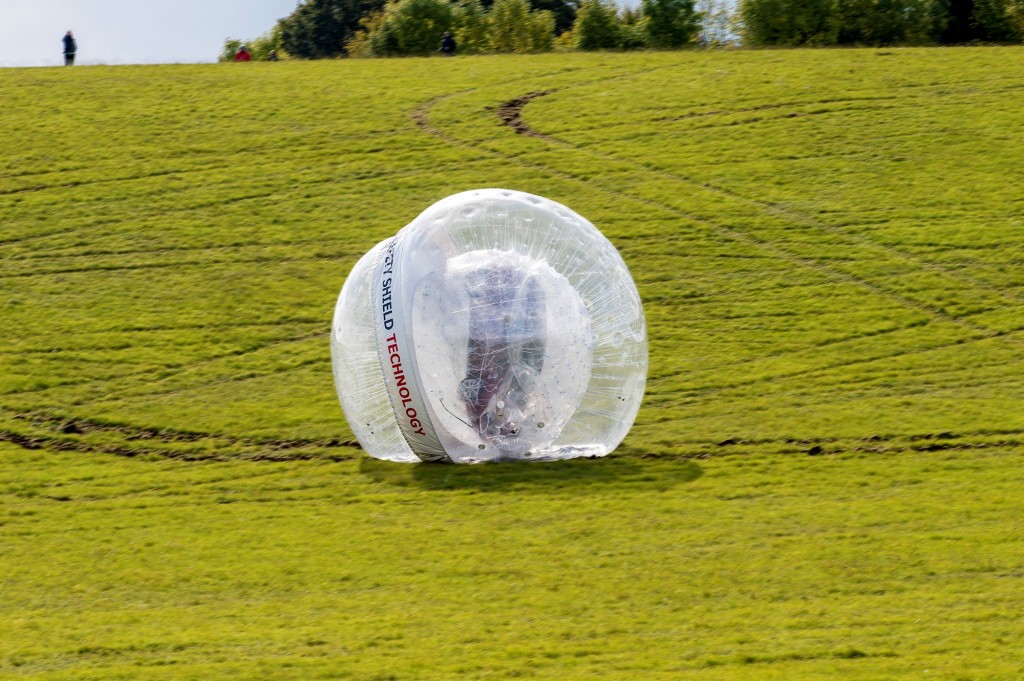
xmin=331 ymin=189 xmax=647 ymax=464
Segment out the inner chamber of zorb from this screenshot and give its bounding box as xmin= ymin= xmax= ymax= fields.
xmin=413 ymin=250 xmax=592 ymax=461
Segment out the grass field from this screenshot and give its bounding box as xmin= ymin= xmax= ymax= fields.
xmin=2 ymin=47 xmax=1023 ymax=679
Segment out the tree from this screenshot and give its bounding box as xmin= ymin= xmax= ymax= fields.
xmin=348 ymin=0 xmax=556 ymax=54
xmin=531 ymin=0 xmax=581 ymax=34
xmin=696 ymin=0 xmax=736 ymax=45
xmin=930 ymin=0 xmax=1021 ymax=42
xmin=642 ymin=0 xmax=701 ymax=47
xmin=737 ymin=0 xmax=1024 ymax=46
xmin=344 ymin=8 xmax=388 ymax=56
xmin=971 ymin=0 xmax=1021 ymax=39
xmin=489 ymin=0 xmax=555 ymax=51
xmin=529 ymin=9 xmax=558 ymax=48
xmin=937 ymin=0 xmax=976 ymax=40
xmin=738 ymin=0 xmax=836 ymax=45
xmin=832 ymin=0 xmax=933 ymax=44
xmin=574 ymin=0 xmax=622 ymax=48
xmin=454 ymin=0 xmax=491 ymax=52
xmin=220 ymin=39 xmax=243 ymax=62
xmin=381 ymin=0 xmax=455 ymax=54
xmin=619 ymin=6 xmax=650 ymax=47
xmin=1009 ymin=0 xmax=1024 ymax=37
xmin=278 ymin=0 xmax=385 ymax=58
xmin=477 ymin=0 xmax=579 ymax=33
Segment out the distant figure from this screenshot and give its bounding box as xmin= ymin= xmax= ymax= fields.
xmin=267 ymin=49 xmax=279 ymax=61
xmin=233 ymin=46 xmax=251 ymax=62
xmin=439 ymin=31 xmax=456 ymax=56
xmin=62 ymin=30 xmax=77 ymax=66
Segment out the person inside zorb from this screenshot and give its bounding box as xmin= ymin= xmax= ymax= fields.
xmin=418 ymin=248 xmax=592 ymax=461
xmin=456 ymin=261 xmax=546 ymax=455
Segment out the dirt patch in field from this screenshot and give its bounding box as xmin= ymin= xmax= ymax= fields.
xmin=495 ymin=91 xmax=556 ymax=138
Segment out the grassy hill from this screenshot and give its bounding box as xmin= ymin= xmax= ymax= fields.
xmin=2 ymin=48 xmax=1023 ymax=679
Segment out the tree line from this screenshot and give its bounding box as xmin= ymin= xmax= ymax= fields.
xmin=220 ymin=0 xmax=1024 ymax=60
xmin=743 ymin=0 xmax=1024 ymax=46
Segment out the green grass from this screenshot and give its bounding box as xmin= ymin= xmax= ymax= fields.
xmin=2 ymin=48 xmax=1024 ymax=679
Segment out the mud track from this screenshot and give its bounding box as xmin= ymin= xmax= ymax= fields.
xmin=0 ymin=409 xmax=360 ymax=462
xmin=495 ymin=91 xmax=556 ymax=139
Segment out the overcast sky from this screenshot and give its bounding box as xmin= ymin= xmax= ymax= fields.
xmin=0 ymin=0 xmax=300 ymax=67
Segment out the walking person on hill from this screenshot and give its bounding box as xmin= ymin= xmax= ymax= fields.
xmin=233 ymin=45 xmax=251 ymax=62
xmin=439 ymin=31 xmax=456 ymax=56
xmin=62 ymin=30 xmax=76 ymax=65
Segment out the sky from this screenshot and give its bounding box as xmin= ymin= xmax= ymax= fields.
xmin=0 ymin=0 xmax=300 ymax=67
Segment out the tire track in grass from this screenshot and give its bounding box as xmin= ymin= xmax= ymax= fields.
xmin=652 ymin=303 xmax=1024 ymax=393
xmin=0 ymin=406 xmax=359 ymax=461
xmin=559 ymin=99 xmax=900 ymax=138
xmin=500 ymin=89 xmax=1024 ymax=313
xmin=0 ymin=147 xmax=453 ymax=249
xmin=652 ymin=325 xmax=1024 ymax=403
xmin=418 ymin=94 xmax=981 ymax=337
xmin=1 ymin=186 xmax=287 ymax=247
xmin=94 ymin=350 xmax=328 ymax=404
xmin=5 ymin=319 xmax=324 ymax=343
xmin=3 ymin=235 xmax=360 ymax=263
xmin=680 ymin=429 xmax=1024 ymax=456
xmin=0 ymin=126 xmax=443 ymax=198
xmin=0 ymin=166 xmax=200 ymax=198
xmin=1 ymin=64 xmax=636 ymax=456
xmin=418 ymin=88 xmax=978 ymax=332
xmin=556 ymin=73 xmax=1015 ymax=137
xmin=653 ymin=96 xmax=898 ymax=123
xmin=0 ymin=252 xmax=353 ymax=279
xmin=410 ymin=80 xmax=1020 ymax=395
xmin=2 ymin=326 xmax=328 ymax=402
xmin=4 ymin=404 xmax=1023 ymax=462
xmin=490 ymin=87 xmax=1024 ymax=336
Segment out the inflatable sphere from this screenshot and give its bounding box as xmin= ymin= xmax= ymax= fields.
xmin=330 ymin=189 xmax=646 ymax=463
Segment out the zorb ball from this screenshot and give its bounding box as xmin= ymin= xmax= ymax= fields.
xmin=330 ymin=189 xmax=646 ymax=463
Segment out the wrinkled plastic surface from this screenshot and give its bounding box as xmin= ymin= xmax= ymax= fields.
xmin=331 ymin=189 xmax=646 ymax=463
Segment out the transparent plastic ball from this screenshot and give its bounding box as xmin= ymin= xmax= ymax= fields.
xmin=330 ymin=189 xmax=646 ymax=463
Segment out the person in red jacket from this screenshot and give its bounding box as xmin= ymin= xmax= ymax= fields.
xmin=233 ymin=46 xmax=251 ymax=62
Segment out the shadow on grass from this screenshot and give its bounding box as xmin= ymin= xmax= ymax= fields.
xmin=358 ymin=446 xmax=703 ymax=493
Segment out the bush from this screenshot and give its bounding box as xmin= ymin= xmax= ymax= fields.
xmin=489 ymin=0 xmax=555 ymax=51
